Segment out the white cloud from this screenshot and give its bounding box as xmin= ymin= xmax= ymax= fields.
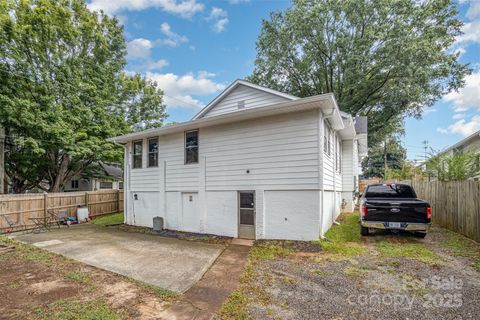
xmin=156 ymin=22 xmax=188 ymax=47
xmin=146 ymin=71 xmax=225 ymax=109
xmin=443 ymin=71 xmax=480 ymax=112
xmin=456 ymin=19 xmax=480 ymax=45
xmin=88 ymin=0 xmax=204 ymax=18
xmin=145 ymin=59 xmax=169 ymax=71
xmin=228 ymin=0 xmax=249 ymax=4
xmin=453 ymin=113 xmax=466 ymax=120
xmin=127 ymin=38 xmax=153 ymax=59
xmin=209 ymin=7 xmax=228 ymax=19
xmin=466 ymin=1 xmax=480 ymax=19
xmin=207 ymin=7 xmax=229 ymax=33
xmin=437 ymin=115 xmax=480 ymax=137
xmin=213 ymin=18 xmax=229 ymax=33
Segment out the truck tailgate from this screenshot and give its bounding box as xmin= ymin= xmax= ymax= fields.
xmin=364 ymin=199 xmax=429 ymax=223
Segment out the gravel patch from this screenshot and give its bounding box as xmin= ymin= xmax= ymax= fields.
xmin=244 ymin=228 xmax=480 ymax=320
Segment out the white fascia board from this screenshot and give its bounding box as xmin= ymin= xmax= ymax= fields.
xmin=109 ymin=93 xmax=339 ymax=144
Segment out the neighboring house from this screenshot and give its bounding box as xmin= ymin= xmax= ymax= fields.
xmin=110 ymin=80 xmax=367 ymax=240
xmin=434 ymin=129 xmax=480 ymax=181
xmin=437 ymin=130 xmax=480 ymax=157
xmin=63 ymin=162 xmax=124 ymax=192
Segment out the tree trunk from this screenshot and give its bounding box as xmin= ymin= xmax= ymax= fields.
xmin=49 ymin=155 xmax=70 ymax=192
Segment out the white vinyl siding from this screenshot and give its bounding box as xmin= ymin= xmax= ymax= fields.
xmin=128 ymin=140 xmax=161 ymax=192
xmin=323 ymin=121 xmax=335 ymax=191
xmin=203 ymin=84 xmax=291 ymax=118
xmin=202 ymin=110 xmax=319 ymax=190
xmin=341 ymin=140 xmax=355 ymax=192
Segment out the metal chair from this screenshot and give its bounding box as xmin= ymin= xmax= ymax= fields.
xmin=48 ymin=209 xmax=69 ymax=228
xmin=2 ymin=215 xmax=20 ymax=233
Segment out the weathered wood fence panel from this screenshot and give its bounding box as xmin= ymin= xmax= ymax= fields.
xmin=412 ymin=180 xmax=480 ymax=242
xmin=0 ymin=190 xmax=124 ymax=232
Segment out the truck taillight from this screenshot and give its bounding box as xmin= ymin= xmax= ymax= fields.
xmin=362 ymin=204 xmax=367 ymax=217
xmin=426 ymin=207 xmax=431 ymax=219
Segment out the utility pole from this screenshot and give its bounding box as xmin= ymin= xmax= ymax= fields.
xmin=384 ymin=139 xmax=388 ymax=180
xmin=422 ymin=140 xmax=429 ymax=161
xmin=0 ymin=127 xmax=4 ymax=194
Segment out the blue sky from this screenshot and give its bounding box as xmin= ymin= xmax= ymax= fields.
xmin=87 ymin=0 xmax=480 ymax=160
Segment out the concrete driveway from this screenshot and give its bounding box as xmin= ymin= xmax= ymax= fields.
xmin=10 ymin=224 xmax=224 ymax=293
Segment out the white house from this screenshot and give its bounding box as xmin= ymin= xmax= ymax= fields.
xmin=110 ymin=80 xmax=367 ymax=240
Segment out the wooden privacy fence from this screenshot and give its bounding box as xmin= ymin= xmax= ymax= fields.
xmin=412 ymin=180 xmax=480 ymax=242
xmin=0 ymin=190 xmax=124 ymax=232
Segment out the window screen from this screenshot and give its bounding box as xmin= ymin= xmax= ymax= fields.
xmin=133 ymin=140 xmax=143 ymax=169
xmin=148 ymin=138 xmax=158 ymax=167
xmin=185 ymin=130 xmax=199 ymax=164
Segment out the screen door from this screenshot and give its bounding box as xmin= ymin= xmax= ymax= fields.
xmin=238 ymin=191 xmax=255 ymax=239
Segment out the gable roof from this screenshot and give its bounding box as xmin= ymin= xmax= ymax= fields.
xmin=192 ymin=79 xmax=298 ymax=120
xmin=437 ymin=129 xmax=480 ymax=156
xmin=109 ymin=92 xmax=345 ymax=144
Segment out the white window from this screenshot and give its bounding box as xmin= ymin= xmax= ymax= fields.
xmin=71 ymin=180 xmax=79 ymax=189
xmin=133 ymin=140 xmax=143 ymax=169
xmin=324 ymin=122 xmax=332 ymax=156
xmin=100 ymin=181 xmax=113 ymax=189
xmin=185 ymin=130 xmax=199 ymax=164
xmin=148 ymin=138 xmax=158 ymax=167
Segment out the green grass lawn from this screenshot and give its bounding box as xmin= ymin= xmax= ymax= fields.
xmin=91 ymin=212 xmax=124 ymax=226
xmin=316 ymin=213 xmax=367 ymax=258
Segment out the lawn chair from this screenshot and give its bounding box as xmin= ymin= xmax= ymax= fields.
xmin=48 ymin=209 xmax=69 ymax=228
xmin=2 ymin=215 xmax=20 ymax=234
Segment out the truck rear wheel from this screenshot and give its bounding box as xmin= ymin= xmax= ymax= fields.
xmin=360 ymin=226 xmax=369 ymax=236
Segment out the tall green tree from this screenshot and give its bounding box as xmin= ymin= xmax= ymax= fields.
xmin=249 ymin=0 xmax=470 ymax=146
xmin=361 ymin=137 xmax=406 ymax=178
xmin=0 ymin=0 xmax=166 ymax=193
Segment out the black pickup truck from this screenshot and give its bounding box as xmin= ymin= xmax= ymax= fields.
xmin=359 ymin=183 xmax=431 ymax=238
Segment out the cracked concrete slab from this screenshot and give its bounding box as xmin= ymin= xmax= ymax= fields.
xmin=10 ymin=224 xmax=224 ymax=293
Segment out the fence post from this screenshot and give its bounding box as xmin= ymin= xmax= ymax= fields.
xmin=117 ymin=189 xmax=120 ymax=212
xmin=85 ymin=191 xmax=88 ymax=213
xmin=43 ymin=192 xmax=48 ymax=218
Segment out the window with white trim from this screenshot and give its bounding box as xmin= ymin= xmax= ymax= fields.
xmin=324 ymin=122 xmax=332 ymax=156
xmin=148 ymin=137 xmax=158 ymax=167
xmin=133 ymin=140 xmax=143 ymax=169
xmin=185 ymin=130 xmax=199 ymax=164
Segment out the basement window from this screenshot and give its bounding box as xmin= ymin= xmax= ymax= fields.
xmin=133 ymin=140 xmax=143 ymax=169
xmin=185 ymin=130 xmax=199 ymax=164
xmin=148 ymin=137 xmax=159 ymax=167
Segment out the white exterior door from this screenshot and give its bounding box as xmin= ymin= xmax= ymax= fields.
xmin=238 ymin=191 xmax=255 ymax=239
xmin=181 ymin=192 xmax=199 ymax=233
xmin=131 ymin=192 xmax=158 ymax=227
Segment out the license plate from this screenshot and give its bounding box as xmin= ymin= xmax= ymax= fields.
xmin=388 ymin=222 xmax=401 ymax=228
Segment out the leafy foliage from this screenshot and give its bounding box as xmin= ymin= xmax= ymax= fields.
xmin=0 ymin=0 xmax=166 ymax=192
xmin=426 ymin=152 xmax=480 ymax=181
xmin=361 ymin=137 xmax=406 ymax=178
xmin=249 ymin=0 xmax=470 ymax=146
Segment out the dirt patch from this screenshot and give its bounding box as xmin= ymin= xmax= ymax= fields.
xmin=0 ymin=238 xmax=177 ymax=320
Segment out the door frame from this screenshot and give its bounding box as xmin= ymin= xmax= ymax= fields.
xmin=237 ymin=191 xmax=256 ymax=239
